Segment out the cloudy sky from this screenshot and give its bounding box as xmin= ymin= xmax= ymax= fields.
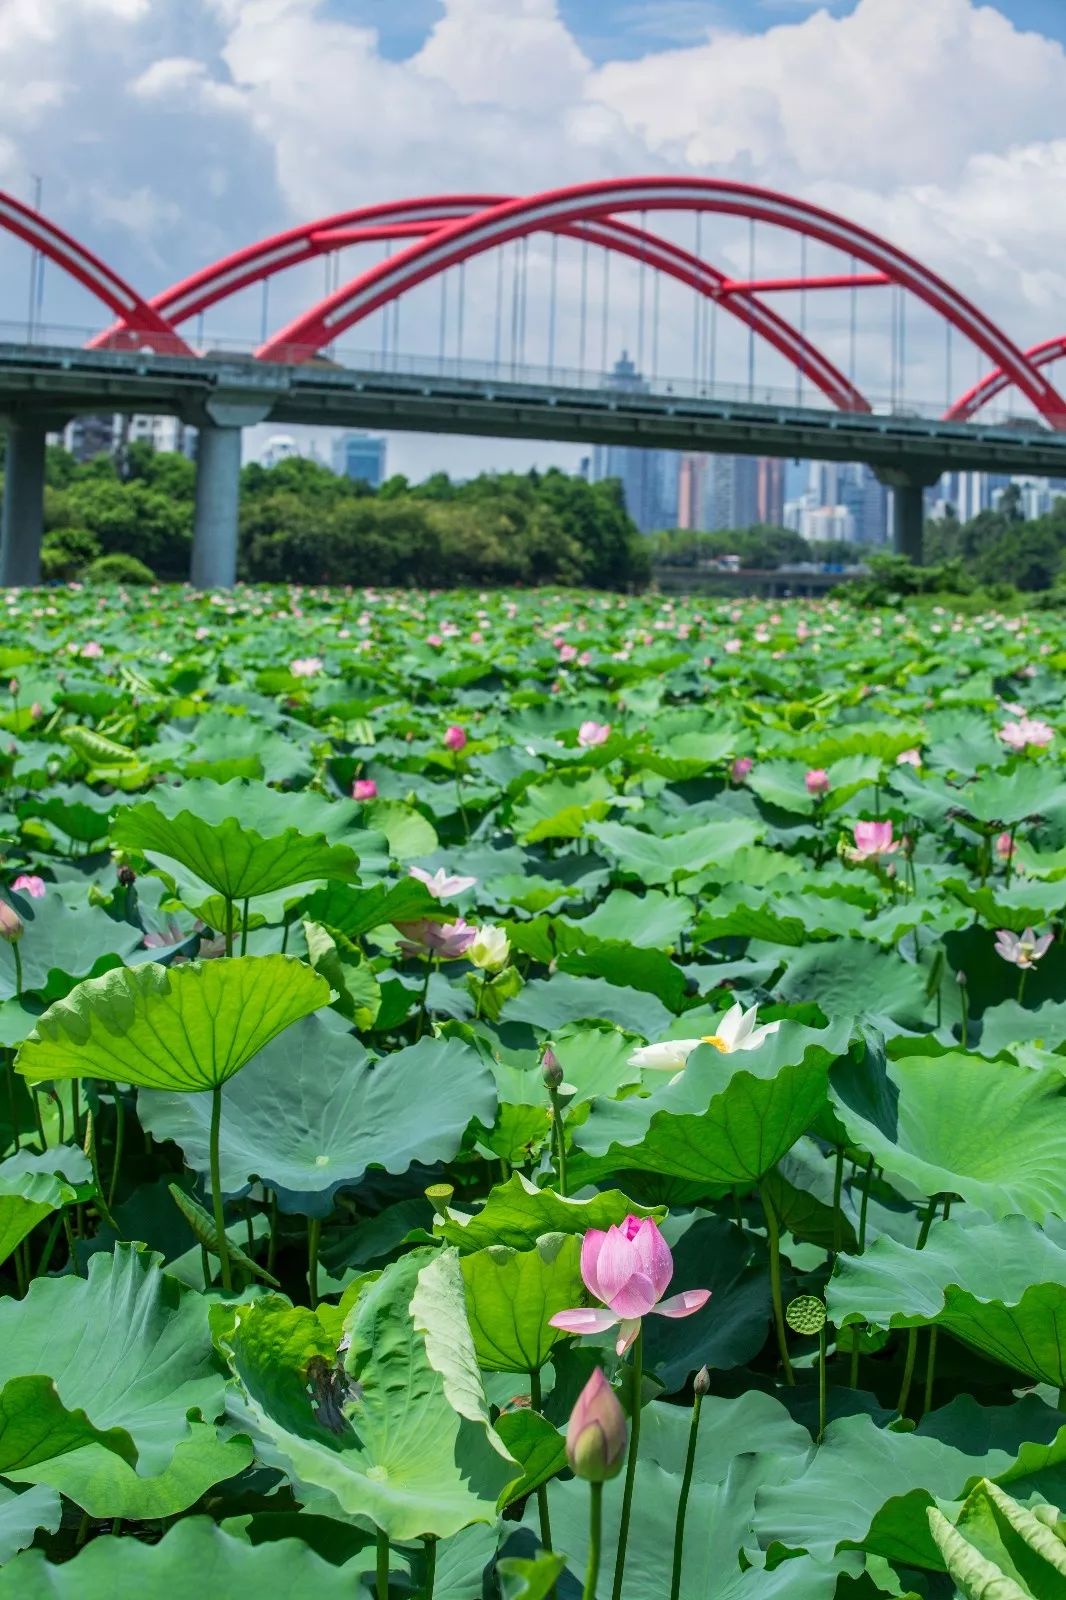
xmin=3 ymin=0 xmax=1066 ymax=474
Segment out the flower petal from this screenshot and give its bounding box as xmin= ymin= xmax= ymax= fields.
xmin=606 ymin=1270 xmax=659 ymax=1320
xmin=651 ymin=1289 xmax=712 ymax=1320
xmin=589 ymin=1224 xmax=639 ymax=1305
xmin=627 ymin=1217 xmax=673 ymax=1300
xmin=615 ymin=1318 xmax=642 ymax=1356
xmin=548 ymin=1306 xmax=620 ymax=1336
xmin=580 ymin=1229 xmax=609 ymax=1301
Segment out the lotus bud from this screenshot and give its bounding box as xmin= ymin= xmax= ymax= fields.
xmin=117 ymin=864 xmax=136 ymax=887
xmin=7 ymin=679 xmax=17 ymax=696
xmin=566 ymin=1368 xmax=627 ymax=1482
xmin=694 ymin=1365 xmax=711 ymax=1396
xmin=0 ymin=900 xmax=23 ymax=942
xmin=542 ymin=1046 xmax=564 ymax=1091
xmin=956 ymin=970 xmax=967 ymax=987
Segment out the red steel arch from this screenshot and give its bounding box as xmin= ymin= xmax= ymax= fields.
xmin=946 ymin=335 xmax=1066 ymax=423
xmin=257 ymin=177 xmax=1066 ymax=428
xmin=0 ymin=189 xmax=193 ymax=356
xmin=93 ymin=194 xmax=869 ymax=412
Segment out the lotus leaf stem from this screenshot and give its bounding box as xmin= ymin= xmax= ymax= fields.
xmin=759 ymin=1184 xmax=795 ymax=1386
xmin=308 ymin=1215 xmax=321 ymax=1308
xmin=584 ymin=1481 xmax=604 ymax=1600
xmin=376 ymin=1527 xmax=390 ymax=1600
xmin=240 ymin=896 xmax=250 ymax=955
xmin=668 ymin=1383 xmax=704 ymax=1600
xmin=209 ymin=1083 xmax=233 ymax=1292
xmin=529 ymin=1366 xmax=555 ymax=1565
xmin=611 ymin=1327 xmax=643 ymax=1600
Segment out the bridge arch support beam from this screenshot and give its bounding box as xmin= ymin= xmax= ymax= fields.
xmin=875 ymin=462 xmax=945 ymax=564
xmin=187 ymin=397 xmax=272 ymax=589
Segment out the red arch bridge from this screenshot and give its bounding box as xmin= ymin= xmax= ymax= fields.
xmin=3 ymin=176 xmax=1066 ymax=586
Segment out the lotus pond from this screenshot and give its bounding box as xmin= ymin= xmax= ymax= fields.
xmin=2 ymin=582 xmax=1066 ymax=1599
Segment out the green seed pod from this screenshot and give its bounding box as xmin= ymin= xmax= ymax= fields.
xmin=785 ymin=1294 xmax=827 ymax=1335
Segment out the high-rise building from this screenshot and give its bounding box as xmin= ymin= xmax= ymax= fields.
xmin=756 ymin=458 xmax=786 ymax=526
xmin=677 ymin=455 xmax=707 ymax=530
xmin=332 ymin=431 xmax=387 ymax=488
xmin=703 ymin=454 xmax=759 ymax=531
xmin=590 ymin=353 xmax=680 ymax=532
xmin=61 ymin=415 xmax=118 ymax=463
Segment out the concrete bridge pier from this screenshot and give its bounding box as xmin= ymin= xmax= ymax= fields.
xmin=188 ymin=397 xmax=272 ymax=589
xmin=874 ymin=463 xmax=946 ymax=564
xmin=0 ymin=417 xmax=62 ymax=586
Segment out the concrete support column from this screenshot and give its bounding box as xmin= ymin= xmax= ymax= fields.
xmin=872 ymin=462 xmax=945 ymax=566
xmin=191 ymin=422 xmax=243 ymax=589
xmin=891 ymin=482 xmax=926 ymax=564
xmin=187 ymin=397 xmax=271 ymax=589
xmin=0 ymin=420 xmax=47 ymax=586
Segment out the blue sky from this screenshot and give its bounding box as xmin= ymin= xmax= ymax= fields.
xmin=347 ymin=0 xmax=1066 ymax=59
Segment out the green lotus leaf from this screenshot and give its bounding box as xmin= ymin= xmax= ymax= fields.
xmin=225 ymin=1247 xmax=513 ymax=1540
xmin=0 ymin=890 xmax=145 ymax=1004
xmin=510 ymin=770 xmax=615 ymax=843
xmin=496 ymin=1407 xmax=567 ymax=1508
xmin=0 ymin=1483 xmax=62 ymax=1564
xmin=302 ymin=919 xmax=381 ymax=1028
xmin=631 ymin=725 xmax=738 ymax=781
xmin=641 ymin=1213 xmax=771 ymax=1390
xmin=776 ymin=939 xmax=929 ymax=1027
xmin=436 ymin=1172 xmax=663 ymax=1254
xmin=829 ymin=1047 xmax=1066 ymax=1219
xmin=138 ymin=1016 xmax=496 ymax=1213
xmin=461 ymin=1233 xmax=584 ymax=1373
xmin=0 ymin=1516 xmax=392 ymax=1600
xmin=572 ymin=1018 xmax=850 ymax=1191
xmin=497 ymin=1553 xmax=570 ymax=1600
xmin=0 ymin=1244 xmax=251 ymax=1518
xmin=0 ymin=1147 xmax=85 ymax=1266
xmin=564 ymin=888 xmax=692 ymax=951
xmin=587 ymin=817 xmax=762 ymax=885
xmin=500 ymin=973 xmax=675 ymax=1036
xmin=111 ymin=778 xmax=364 ymax=900
xmin=301 ymin=876 xmax=445 ymax=938
xmin=928 ymin=1478 xmax=1066 ymax=1600
xmin=358 ymin=797 xmax=438 ymax=859
xmin=953 ymin=769 xmax=1066 ymax=829
xmin=827 ymin=1215 xmax=1066 ymax=1387
xmin=942 ymin=877 xmax=1066 ymax=932
xmin=16 ymin=955 xmax=330 ymax=1090
xmin=539 ymin=1390 xmax=812 ymax=1599
xmin=16 ymin=783 xmax=116 ymax=843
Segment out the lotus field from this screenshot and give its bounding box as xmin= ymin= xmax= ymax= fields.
xmin=4 ymin=583 xmax=1066 ymax=1599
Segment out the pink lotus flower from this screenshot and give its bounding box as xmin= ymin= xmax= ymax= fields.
xmin=559 ymin=644 xmax=578 ymax=663
xmin=577 ymin=720 xmax=610 ymax=748
xmin=290 ymin=657 xmax=323 ymax=678
xmin=408 ymin=865 xmax=477 ymax=899
xmin=896 ymin=748 xmax=921 ymax=768
xmin=427 ymin=633 xmax=444 ymax=648
xmin=848 ymin=820 xmax=899 ymax=862
xmin=566 ymin=1368 xmax=627 ymax=1482
xmin=994 ymin=927 xmax=1052 ymax=968
xmin=805 ymin=769 xmax=830 ymax=796
xmin=995 ymin=831 xmax=1015 ymax=862
xmin=549 ymin=1216 xmax=711 ymax=1356
xmin=444 ymin=724 xmax=467 ymax=752
xmin=82 ymin=641 xmax=103 ymax=659
xmin=395 ymin=918 xmax=477 ymax=960
xmin=731 ymin=756 xmax=753 ymax=783
xmin=12 ymin=874 xmax=45 ymax=899
xmin=1000 ymin=717 xmax=1054 ymax=752
xmin=351 ymin=779 xmax=377 ymax=801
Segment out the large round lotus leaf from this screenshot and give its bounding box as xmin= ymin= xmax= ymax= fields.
xmin=829 ymin=1048 xmax=1066 ymax=1219
xmin=436 ymin=1172 xmax=662 ymax=1254
xmin=572 ymin=1017 xmax=850 ymax=1190
xmin=0 ymin=1483 xmax=61 ymax=1565
xmin=111 ymin=778 xmax=364 ymax=900
xmin=15 ymin=955 xmax=330 ymax=1091
xmin=500 ymin=973 xmax=674 ymax=1036
xmin=587 ymin=817 xmax=762 ymax=885
xmin=460 ymin=1233 xmax=585 ymax=1373
xmin=828 ymin=1215 xmax=1066 ymax=1387
xmin=752 ymin=1405 xmax=1066 ymax=1568
xmin=137 ymin=1015 xmax=498 ymax=1214
xmin=0 ymin=1516 xmax=390 ymax=1600
xmin=0 ymin=1244 xmax=251 ymax=1518
xmin=537 ymin=1391 xmax=812 ymax=1600
xmin=0 ymin=889 xmax=145 ymax=1004
xmin=776 ymin=939 xmax=929 ymax=1028
xmin=225 ymin=1248 xmax=513 ymax=1541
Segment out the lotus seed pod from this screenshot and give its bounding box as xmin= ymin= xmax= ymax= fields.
xmin=424 ymin=1183 xmax=454 ymax=1209
xmin=785 ymin=1295 xmax=827 ymax=1335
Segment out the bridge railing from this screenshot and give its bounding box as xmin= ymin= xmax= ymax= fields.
xmin=0 ymin=320 xmax=1048 ymax=434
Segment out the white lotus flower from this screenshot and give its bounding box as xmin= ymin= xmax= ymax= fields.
xmin=409 ymin=865 xmax=477 ymax=899
xmin=468 ymin=924 xmax=510 ymax=972
xmin=628 ymin=1003 xmax=780 ymax=1073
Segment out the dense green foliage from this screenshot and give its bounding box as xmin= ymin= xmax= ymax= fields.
xmin=2 ymin=582 xmax=1066 ymax=1596
xmin=8 ymin=442 xmax=648 ymax=589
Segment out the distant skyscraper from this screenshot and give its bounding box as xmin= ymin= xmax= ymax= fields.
xmin=590 ymin=352 xmax=680 ymax=532
xmin=677 ymin=455 xmax=707 ymax=529
xmin=703 ymin=454 xmax=759 ymax=531
xmin=333 ymin=431 xmax=386 ymax=488
xmin=756 ymin=458 xmax=786 ymax=526
xmin=61 ymin=415 xmax=117 ymax=463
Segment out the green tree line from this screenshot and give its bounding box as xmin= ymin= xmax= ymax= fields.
xmin=0 ymin=440 xmax=649 ymax=589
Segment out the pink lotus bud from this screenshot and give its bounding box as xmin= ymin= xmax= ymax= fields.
xmin=7 ymin=679 xmax=17 ymax=696
xmin=805 ymin=769 xmax=830 ymax=796
xmin=0 ymin=900 xmax=23 ymax=942
xmin=995 ymin=831 xmax=1014 ymax=861
xmin=542 ymin=1045 xmax=563 ymax=1090
xmin=565 ymin=1368 xmax=627 ymax=1482
xmin=444 ymin=724 xmax=467 ymax=752
xmin=352 ymin=778 xmax=377 ymax=801
xmin=731 ymin=756 xmax=753 ymax=783
xmin=29 ymin=702 xmax=42 ymax=720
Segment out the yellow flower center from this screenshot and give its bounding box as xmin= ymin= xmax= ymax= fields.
xmin=701 ymin=1034 xmax=729 ymax=1052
